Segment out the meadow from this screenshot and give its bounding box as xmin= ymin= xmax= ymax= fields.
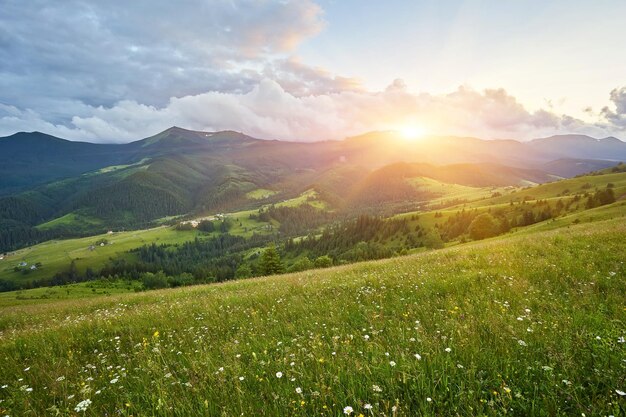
xmin=0 ymin=218 xmax=624 ymax=416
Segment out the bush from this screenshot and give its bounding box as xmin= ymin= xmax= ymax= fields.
xmin=141 ymin=271 xmax=169 ymax=290
xmin=468 ymin=213 xmax=499 ymax=240
xmin=313 ymin=255 xmax=333 ymax=268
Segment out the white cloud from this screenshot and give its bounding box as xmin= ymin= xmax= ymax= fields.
xmin=1 ymin=80 xmax=622 ymax=143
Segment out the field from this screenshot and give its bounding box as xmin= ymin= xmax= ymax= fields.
xmin=0 ymin=218 xmax=624 ymax=416
xmin=0 ymin=188 xmax=332 ymax=285
xmin=0 ymin=227 xmax=203 ymax=284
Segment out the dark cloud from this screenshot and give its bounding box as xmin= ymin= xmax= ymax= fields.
xmin=0 ymin=0 xmax=325 ymax=121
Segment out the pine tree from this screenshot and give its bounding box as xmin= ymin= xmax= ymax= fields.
xmin=259 ymin=245 xmax=284 ymax=275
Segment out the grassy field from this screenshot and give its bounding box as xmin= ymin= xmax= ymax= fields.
xmin=0 ymin=218 xmax=624 ymax=416
xmin=0 ymin=227 xmax=203 ymax=284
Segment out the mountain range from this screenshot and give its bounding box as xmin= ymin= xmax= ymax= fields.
xmin=0 ymin=127 xmax=624 ymax=252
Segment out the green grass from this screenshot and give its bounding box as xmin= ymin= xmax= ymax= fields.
xmin=246 ymin=188 xmax=278 ymax=200
xmin=36 ymin=213 xmax=104 ymax=231
xmin=0 ymin=280 xmax=140 ymax=307
xmin=0 ymin=226 xmax=203 ymax=284
xmin=0 ymin=219 xmax=624 ymax=416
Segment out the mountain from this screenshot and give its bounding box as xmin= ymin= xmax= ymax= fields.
xmin=0 ymin=132 xmax=137 ymax=195
xmin=529 ymin=135 xmax=626 ymax=161
xmin=0 ymin=127 xmax=624 ymax=252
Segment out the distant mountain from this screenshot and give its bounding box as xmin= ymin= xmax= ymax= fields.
xmin=529 ymin=135 xmax=626 ymax=161
xmin=0 ymin=127 xmax=624 ymax=252
xmin=540 ymin=158 xmax=619 ymax=177
xmin=0 ymin=132 xmax=136 ymax=194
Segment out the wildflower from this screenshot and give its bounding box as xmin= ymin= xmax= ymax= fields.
xmin=238 ymin=376 xmax=244 ymax=381
xmin=392 ymin=406 xmax=397 ymax=412
xmin=295 ymin=387 xmax=302 ymax=394
xmin=444 ymin=348 xmax=451 ymax=353
xmin=503 ymin=387 xmax=511 ymax=393
xmin=457 ymin=364 xmax=464 ymax=369
xmin=364 ymin=403 xmax=373 ymax=410
xmin=616 ymin=389 xmax=626 ymax=396
xmin=363 ymin=335 xmax=370 ymax=340
xmin=518 ymin=340 xmax=527 ymax=347
xmin=110 ymin=378 xmax=118 ymax=384
xmin=618 ymin=337 xmax=625 ymax=343
xmin=343 ymin=406 xmax=354 ymax=415
xmin=414 ymin=354 xmax=422 ymax=360
xmin=56 ymin=376 xmax=65 ymax=382
xmin=389 ymin=361 xmax=396 ymax=367
xmin=562 ymin=380 xmax=571 ymax=385
xmin=74 ymin=399 xmax=92 ymax=412
xmin=275 ymin=372 xmax=283 ymax=379
xmin=372 ymin=385 xmax=382 ymax=392
xmin=24 ymin=367 xmax=30 ymax=372
xmin=426 ymin=397 xmax=432 ymax=402
xmin=153 ymin=331 xmax=159 ymax=338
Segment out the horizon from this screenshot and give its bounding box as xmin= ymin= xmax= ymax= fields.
xmin=4 ymin=126 xmax=625 ymax=145
xmin=1 ymin=1 xmax=625 ymax=143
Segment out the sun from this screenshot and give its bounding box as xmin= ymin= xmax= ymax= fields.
xmin=398 ymin=124 xmax=426 ymax=140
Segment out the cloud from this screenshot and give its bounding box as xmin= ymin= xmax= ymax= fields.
xmin=601 ymin=87 xmax=626 ymax=130
xmin=1 ymin=80 xmax=621 ymax=143
xmin=0 ymin=0 xmax=325 ymax=120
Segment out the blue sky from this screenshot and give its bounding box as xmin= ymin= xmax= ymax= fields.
xmin=303 ymin=0 xmax=626 ymax=117
xmin=0 ymin=0 xmax=624 ymax=142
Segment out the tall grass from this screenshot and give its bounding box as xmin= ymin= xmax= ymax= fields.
xmin=0 ymin=219 xmax=624 ymax=416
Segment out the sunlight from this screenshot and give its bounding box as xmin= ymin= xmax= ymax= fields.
xmin=398 ymin=124 xmax=426 ymax=140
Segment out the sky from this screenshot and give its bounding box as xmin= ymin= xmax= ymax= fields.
xmin=0 ymin=0 xmax=624 ymax=143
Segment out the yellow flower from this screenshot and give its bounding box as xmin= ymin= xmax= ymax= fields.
xmin=153 ymin=331 xmax=160 ymax=338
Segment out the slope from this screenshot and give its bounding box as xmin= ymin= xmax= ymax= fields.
xmin=0 ymin=218 xmax=623 ymax=416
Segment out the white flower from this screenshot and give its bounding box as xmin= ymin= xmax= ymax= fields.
xmin=218 ymin=367 xmax=224 ymax=372
xmin=74 ymin=399 xmax=92 ymax=412
xmin=444 ymin=348 xmax=451 ymax=353
xmin=275 ymin=372 xmax=283 ymax=379
xmin=518 ymin=340 xmax=527 ymax=347
xmin=110 ymin=378 xmax=118 ymax=384
xmin=67 ymin=394 xmax=75 ymax=400
xmin=55 ymin=376 xmax=65 ymax=382
xmin=616 ymin=389 xmax=626 ymax=396
xmin=343 ymin=406 xmax=354 ymax=415
xmin=238 ymin=376 xmax=244 ymax=381
xmin=372 ymin=384 xmax=382 ymax=392
xmin=426 ymin=397 xmax=432 ymax=402
xmin=23 ymin=367 xmax=30 ymax=372
xmin=392 ymin=406 xmax=397 ymax=412
xmin=618 ymin=336 xmax=625 ymax=343
xmin=389 ymin=361 xmax=396 ymax=367
xmin=363 ymin=335 xmax=370 ymax=340
xmin=295 ymin=387 xmax=302 ymax=394
xmin=456 ymin=364 xmax=464 ymax=369
xmin=364 ymin=403 xmax=373 ymax=410
xmin=517 ymin=317 xmax=523 ymax=321
xmin=414 ymin=354 xmax=422 ymax=360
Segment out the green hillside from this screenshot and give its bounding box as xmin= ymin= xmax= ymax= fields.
xmin=0 ymin=217 xmax=623 ymax=416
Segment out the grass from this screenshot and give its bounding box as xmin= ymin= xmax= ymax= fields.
xmin=0 ymin=226 xmax=203 ymax=284
xmin=246 ymin=188 xmax=278 ymax=200
xmin=0 ymin=280 xmax=140 ymax=307
xmin=36 ymin=213 xmax=104 ymax=231
xmin=0 ymin=218 xmax=624 ymax=416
